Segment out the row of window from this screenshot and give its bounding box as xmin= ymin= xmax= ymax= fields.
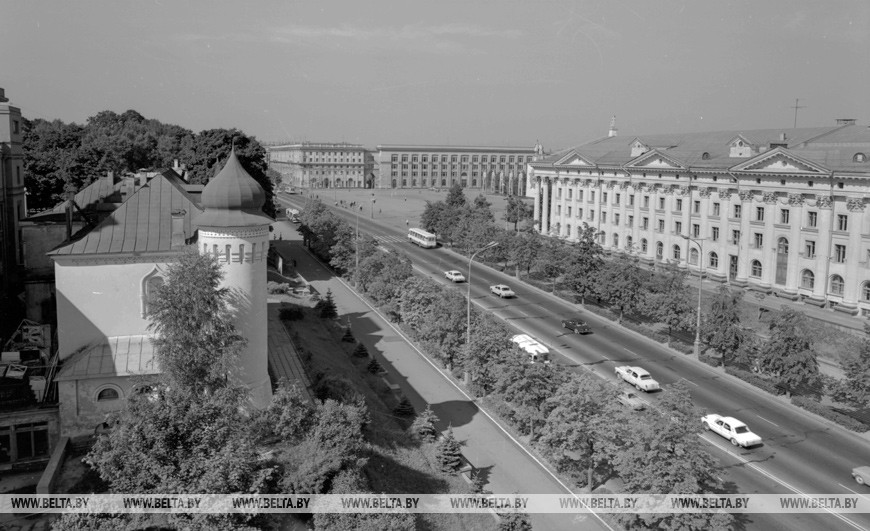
xmin=391 ymin=154 xmax=531 ymax=163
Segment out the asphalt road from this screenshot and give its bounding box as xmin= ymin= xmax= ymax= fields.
xmin=280 ymin=193 xmax=870 ymax=531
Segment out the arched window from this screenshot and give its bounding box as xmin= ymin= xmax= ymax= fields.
xmin=96 ymin=387 xmax=120 ymax=402
xmin=656 ymin=241 xmax=663 ymax=259
xmin=801 ymin=270 xmax=815 ymax=289
xmin=830 ymin=275 xmax=845 ymax=295
xmin=778 ymin=237 xmax=789 ymax=254
xmin=626 ymin=235 xmax=633 ymax=250
xmin=641 ymin=238 xmax=648 ymax=253
xmin=750 ymin=260 xmax=762 ymax=278
xmin=141 ymin=269 xmax=165 ymax=318
xmin=709 ymin=252 xmax=719 ymax=268
xmin=862 ymin=282 xmax=870 ymax=301
xmin=689 ymin=248 xmax=699 ymax=265
xmin=613 ymin=233 xmax=619 ymax=248
xmin=701 ymin=152 xmax=710 ymax=160
xmin=854 ymin=153 xmax=866 ymax=163
xmin=673 ymin=245 xmax=681 ymax=260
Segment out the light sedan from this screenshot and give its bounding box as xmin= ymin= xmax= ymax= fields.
xmin=444 ymin=270 xmax=466 ymax=282
xmin=489 ymin=284 xmax=516 ymax=298
xmin=702 ymin=414 xmax=762 ymax=448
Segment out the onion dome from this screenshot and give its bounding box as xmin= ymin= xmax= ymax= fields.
xmin=196 ymin=148 xmax=273 ymax=228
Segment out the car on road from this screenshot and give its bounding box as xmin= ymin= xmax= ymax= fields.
xmin=702 ymin=414 xmax=762 ymax=448
xmin=852 ymin=467 xmax=870 ymax=486
xmin=490 ymin=284 xmax=516 ymax=298
xmin=614 ymin=366 xmax=661 ymax=392
xmin=618 ymin=391 xmax=646 ymax=410
xmin=561 ymin=318 xmax=591 ymax=334
xmin=444 ymin=270 xmax=466 ymax=282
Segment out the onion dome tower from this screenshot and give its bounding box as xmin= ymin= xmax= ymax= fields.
xmin=197 ymin=148 xmax=273 ymax=408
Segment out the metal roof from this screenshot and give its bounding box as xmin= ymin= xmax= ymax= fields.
xmin=56 ymin=335 xmax=159 ymax=381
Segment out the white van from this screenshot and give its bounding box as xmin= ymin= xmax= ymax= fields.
xmin=511 ymin=334 xmax=551 ymax=363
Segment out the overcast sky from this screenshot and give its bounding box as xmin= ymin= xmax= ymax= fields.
xmin=2 ymin=1 xmax=868 ymax=151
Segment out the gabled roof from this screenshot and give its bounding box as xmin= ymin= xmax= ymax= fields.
xmin=56 ymin=335 xmax=158 ymax=381
xmin=626 ymin=149 xmax=688 ymax=171
xmin=27 ymin=174 xmax=124 ymax=221
xmin=48 ymin=171 xmax=202 ymax=257
xmin=730 ymin=147 xmax=831 ymax=175
xmin=553 ymin=150 xmax=595 ymax=167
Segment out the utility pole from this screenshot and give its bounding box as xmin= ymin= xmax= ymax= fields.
xmin=791 ymin=98 xmax=805 ymax=129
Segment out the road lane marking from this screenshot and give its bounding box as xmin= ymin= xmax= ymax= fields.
xmin=701 ymin=433 xmax=867 ymax=531
xmin=756 ymin=414 xmax=780 ymax=427
xmin=679 ymin=377 xmax=699 ymax=387
xmin=623 ymin=347 xmax=636 ymax=355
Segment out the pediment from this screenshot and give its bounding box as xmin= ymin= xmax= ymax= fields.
xmin=627 ymin=149 xmax=686 ymax=170
xmin=553 ymin=151 xmax=594 ymax=167
xmin=730 ymin=148 xmax=828 ymax=174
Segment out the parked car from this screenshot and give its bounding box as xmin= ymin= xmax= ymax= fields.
xmin=617 ymin=390 xmax=646 ymax=410
xmin=852 ymin=467 xmax=870 ymax=486
xmin=444 ymin=270 xmax=466 ymax=282
xmin=702 ymin=414 xmax=762 ymax=448
xmin=561 ymin=318 xmax=591 ymax=334
xmin=490 ymin=284 xmax=516 ymax=298
xmin=614 ymin=366 xmax=661 ymax=392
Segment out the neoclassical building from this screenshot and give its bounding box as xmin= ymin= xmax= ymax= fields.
xmin=530 ymin=120 xmax=870 ymax=315
xmin=376 ymin=144 xmax=541 ymax=193
xmin=266 ymin=142 xmax=373 ymax=189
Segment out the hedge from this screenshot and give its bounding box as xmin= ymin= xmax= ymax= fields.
xmin=620 ymin=319 xmax=669 ymax=344
xmin=698 ymin=353 xmax=720 ymax=367
xmin=670 ymin=341 xmax=695 ymax=355
xmin=725 ymin=367 xmax=785 ymax=395
xmin=791 ymin=396 xmax=870 ymax=432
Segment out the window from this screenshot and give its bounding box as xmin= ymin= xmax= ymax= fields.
xmin=732 ymin=230 xmax=741 ymax=244
xmin=835 ymin=244 xmax=847 ymax=263
xmin=712 ymin=227 xmax=719 ymax=241
xmin=709 ymin=252 xmax=719 ymax=268
xmin=750 ymin=260 xmax=762 ymax=278
xmin=838 ymin=214 xmax=849 ymax=231
xmin=756 ymin=206 xmax=765 ymax=221
xmin=568 ymin=189 xmax=573 ymax=200
xmin=628 ymin=215 xmax=634 ymax=227
xmin=689 ymin=248 xmax=699 ymax=265
xmin=675 ymin=221 xmax=682 ymax=234
xmin=754 ymin=233 xmax=763 ymax=248
xmin=557 ymin=188 xmax=562 ymax=199
xmin=676 ymin=199 xmax=683 ymax=211
xmin=6 ymin=422 xmax=49 ymax=461
xmin=673 ymin=245 xmax=681 ymax=260
xmin=855 ymin=153 xmax=867 ymax=163
xmin=694 ymin=200 xmax=701 ymax=213
xmin=780 ymin=209 xmax=790 ymax=224
xmin=778 ymin=237 xmax=789 ymax=254
xmin=713 ymin=202 xmax=720 ymax=216
xmin=629 ymin=195 xmax=635 ymax=206
xmin=615 ymin=193 xmax=621 ymax=204
xmin=641 ymin=239 xmax=648 ymax=253
xmin=734 ymin=205 xmax=742 ymax=218
xmin=602 ymin=212 xmax=607 ymax=223
xmin=578 ymin=190 xmax=584 ymax=201
xmin=591 ymin=191 xmax=596 ymax=203
xmin=658 ymin=219 xmax=665 ymax=232
xmin=614 ymin=213 xmax=620 ymax=226
xmin=863 ymin=282 xmax=870 ymax=301
xmin=143 ymin=273 xmax=165 ymax=317
xmin=603 ymin=192 xmax=608 ymax=203
xmin=589 ymin=211 xmax=595 ymax=221
xmin=656 ymin=242 xmax=664 ymax=258
xmin=567 ymin=206 xmax=572 ymax=217
xmin=566 ymin=224 xmax=572 ymax=237
xmin=578 ymin=208 xmax=583 ymax=219
xmin=692 ymin=224 xmax=700 ymax=237
xmin=808 ymin=211 xmax=817 ymax=227
xmin=613 ymin=234 xmax=619 ymax=247
xmin=805 ymin=241 xmax=816 ymax=258
xmin=801 ymin=270 xmax=815 ymax=289
xmin=97 ymin=387 xmax=120 ymax=401
xmin=12 ymin=120 xmax=20 ymax=134
xmin=556 ymin=205 xmax=562 ymax=216
xmin=659 ymin=197 xmax=666 ymax=209
xmin=626 ymin=235 xmax=633 ymax=249
xmin=643 ymin=196 xmax=650 ymax=208
xmin=831 ymin=275 xmax=845 ymax=295
xmin=642 ymin=217 xmax=649 ymax=230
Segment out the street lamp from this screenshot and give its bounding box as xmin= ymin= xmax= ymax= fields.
xmin=467 ymin=241 xmax=500 ymax=349
xmin=354 ymin=204 xmax=361 ymax=289
xmin=681 ymin=235 xmax=706 ymax=356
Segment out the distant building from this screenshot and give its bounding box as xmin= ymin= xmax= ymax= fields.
xmin=0 ymin=88 xmax=26 ymax=298
xmin=266 ymin=142 xmax=372 ymax=189
xmin=376 ymin=144 xmax=536 ymax=194
xmin=531 ymin=120 xmax=870 ymax=314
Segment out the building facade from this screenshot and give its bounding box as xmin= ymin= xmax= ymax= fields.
xmin=266 ymin=142 xmax=372 ymax=189
xmin=531 ymin=121 xmax=870 ymax=315
xmin=0 ymin=88 xmax=26 ymax=297
xmin=376 ymin=144 xmax=538 ymax=193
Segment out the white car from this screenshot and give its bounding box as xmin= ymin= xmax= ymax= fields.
xmin=702 ymin=414 xmax=762 ymax=448
xmin=490 ymin=284 xmax=516 ymax=298
xmin=444 ymin=270 xmax=466 ymax=282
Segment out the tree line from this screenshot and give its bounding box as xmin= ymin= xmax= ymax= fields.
xmin=22 ymin=109 xmax=278 ymax=217
xmin=297 ymin=196 xmax=735 ymax=530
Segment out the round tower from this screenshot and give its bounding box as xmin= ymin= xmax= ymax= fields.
xmin=197 ymin=149 xmax=273 ymax=408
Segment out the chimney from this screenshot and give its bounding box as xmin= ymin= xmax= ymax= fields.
xmin=65 ymin=200 xmax=73 ymax=241
xmin=780 ymin=132 xmax=787 ymax=142
xmin=121 ymin=176 xmax=135 ymax=202
xmin=836 ymin=118 xmax=856 ymax=126
xmin=170 ymin=210 xmax=187 ymax=248
xmin=105 ymin=171 xmax=114 ymax=187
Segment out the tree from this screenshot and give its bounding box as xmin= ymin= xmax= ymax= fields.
xmin=410 ymin=405 xmax=440 ymax=442
xmin=254 ymin=381 xmax=315 ymax=444
xmin=503 ymin=195 xmax=533 ymax=231
xmin=562 ymin=224 xmax=604 ymax=305
xmin=352 ymin=343 xmax=369 ymax=358
xmin=596 ymin=254 xmax=647 ymax=322
xmin=757 ymin=307 xmax=822 ymax=397
xmin=414 ymin=290 xmax=468 ymax=369
xmin=494 ymin=358 xmax=568 ymax=440
xmin=460 ymin=315 xmax=512 ymax=396
xmin=397 ymin=277 xmax=443 ymax=331
xmin=644 ymin=266 xmax=694 ymax=345
xmin=366 ymin=358 xmax=383 ymax=374
xmin=703 ymin=285 xmax=745 ymax=362
xmin=147 ymin=248 xmax=244 ymax=395
xmin=445 ymin=182 xmax=467 ymax=208
xmin=510 ymin=229 xmax=543 ymax=277
xmin=318 ymin=289 xmax=338 ymax=318
xmin=498 ymin=511 xmax=533 ymax=531
xmin=436 ymin=427 xmax=463 ymax=473
xmin=537 ymin=235 xmax=569 ymax=293
xmin=831 ymin=325 xmax=870 ymax=408
xmin=394 ymin=397 xmax=416 ymax=417
xmin=358 ymin=251 xmax=413 ymax=307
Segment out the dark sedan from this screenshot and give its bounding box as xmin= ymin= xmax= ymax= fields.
xmin=561 ymin=318 xmax=591 ymax=334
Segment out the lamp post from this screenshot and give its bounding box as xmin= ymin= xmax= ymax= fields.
xmin=354 ymin=205 xmax=360 ymax=289
xmin=681 ymin=235 xmax=706 ymax=356
xmin=371 ymin=193 xmax=375 ymax=219
xmin=467 ymin=241 xmax=500 ymax=349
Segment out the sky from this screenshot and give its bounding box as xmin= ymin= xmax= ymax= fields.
xmin=2 ymin=1 xmax=868 ymax=152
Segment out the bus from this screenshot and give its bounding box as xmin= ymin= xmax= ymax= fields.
xmin=408 ymin=228 xmax=437 ymax=248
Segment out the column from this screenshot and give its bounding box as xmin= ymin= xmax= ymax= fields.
xmin=698 ymin=187 xmax=711 ymax=276
xmin=541 ymin=177 xmax=551 ymax=235
xmin=533 ymin=176 xmax=541 ymax=232
xmin=680 ymin=186 xmax=691 ymax=269
xmin=735 ymin=190 xmax=753 ymax=285
xmin=784 ymin=194 xmax=804 ymax=297
xmin=840 ymin=198 xmax=865 ymax=313
xmin=761 ymin=192 xmax=777 ymax=290
xmin=811 ymin=195 xmax=833 ymax=301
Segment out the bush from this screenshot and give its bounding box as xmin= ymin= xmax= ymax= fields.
xmin=267 ymin=281 xmax=291 ymax=294
xmin=436 ymin=427 xmax=462 ymax=473
xmin=791 ymin=396 xmax=870 ymax=432
xmin=394 ymin=397 xmax=415 ymax=417
xmin=352 ymin=343 xmax=369 ymax=358
xmin=366 ymin=358 xmax=383 ymax=374
xmin=317 ymin=288 xmax=338 ymax=318
xmin=671 ymin=341 xmax=695 ymax=355
xmin=278 ymin=306 xmax=304 ymax=321
xmin=698 ymin=353 xmax=720 ymax=367
xmin=341 ymin=328 xmax=355 ymax=343
xmin=725 ymin=367 xmax=785 ymax=395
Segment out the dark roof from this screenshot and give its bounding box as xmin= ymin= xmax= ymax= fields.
xmin=48 ymin=171 xmax=202 ymax=257
xmin=197 ymin=149 xmax=273 ymax=228
xmin=27 ymin=174 xmax=123 ymax=222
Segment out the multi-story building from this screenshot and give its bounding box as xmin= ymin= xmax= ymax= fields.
xmin=0 ymin=88 xmax=26 ymax=297
xmin=266 ymin=142 xmax=372 ymax=189
xmin=376 ymin=144 xmax=541 ymax=193
xmin=530 ymin=120 xmax=870 ymax=315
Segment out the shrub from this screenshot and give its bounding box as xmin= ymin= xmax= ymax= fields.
xmin=791 ymin=396 xmax=870 ymax=432
xmin=410 ymin=406 xmax=439 ymax=442
xmin=352 ymin=343 xmax=369 ymax=358
xmin=436 ymin=427 xmax=462 ymax=473
xmin=698 ymin=353 xmax=720 ymax=367
xmin=394 ymin=397 xmax=416 ymax=417
xmin=278 ymin=306 xmax=304 ymax=321
xmin=366 ymin=358 xmax=383 ymax=374
xmin=341 ymin=328 xmax=355 ymax=343
xmin=317 ymin=289 xmax=338 ymax=318
xmin=725 ymin=367 xmax=785 ymax=395
xmin=671 ymin=341 xmax=695 ymax=355
xmin=267 ymin=281 xmax=290 ymax=294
